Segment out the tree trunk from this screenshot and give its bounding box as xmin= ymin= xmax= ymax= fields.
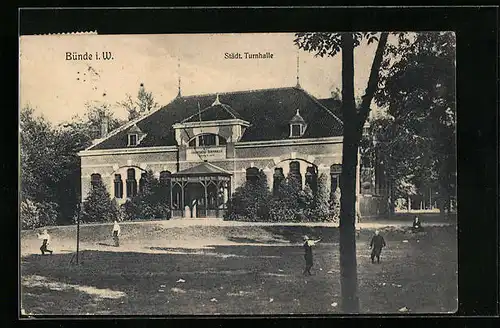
xmin=339 ymin=32 xmax=360 ymax=313
xmin=339 ymin=128 xmax=361 ymax=313
xmin=338 ymin=32 xmax=388 ymax=313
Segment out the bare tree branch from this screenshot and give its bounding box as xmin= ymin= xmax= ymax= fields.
xmin=341 ymin=33 xmax=356 ymax=123
xmin=357 ymin=32 xmax=389 ymax=129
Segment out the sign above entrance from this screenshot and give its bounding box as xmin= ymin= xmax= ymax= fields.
xmin=186 ymin=146 xmax=226 ymax=161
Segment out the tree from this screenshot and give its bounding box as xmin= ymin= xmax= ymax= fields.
xmin=118 ymin=84 xmax=159 ymax=121
xmin=295 ymin=32 xmax=389 ymax=312
xmin=123 ymin=170 xmax=170 ymax=221
xmin=312 ymin=173 xmax=331 ymax=221
xmin=81 ymin=179 xmax=120 ymax=223
xmin=20 ymin=198 xmax=58 ymax=230
xmin=20 ymin=106 xmax=59 ymax=203
xmin=372 ymin=32 xmax=456 ymax=214
xmin=225 ymin=170 xmax=271 ymax=221
xmin=21 ymin=99 xmax=126 ymax=226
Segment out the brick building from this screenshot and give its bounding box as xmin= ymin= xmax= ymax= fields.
xmin=78 ymin=85 xmax=388 ymax=219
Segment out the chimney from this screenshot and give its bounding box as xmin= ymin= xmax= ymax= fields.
xmin=100 ymin=116 xmax=109 ymax=138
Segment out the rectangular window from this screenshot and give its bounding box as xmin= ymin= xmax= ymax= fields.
xmin=199 ymin=134 xmax=217 ymax=146
xmin=114 ymin=174 xmax=123 ymax=198
xmin=128 ymin=134 xmax=138 ymax=146
xmin=91 ymin=173 xmax=102 ymax=189
xmin=291 ymin=124 xmax=301 ymax=137
xmin=126 ymin=168 xmax=137 ymax=197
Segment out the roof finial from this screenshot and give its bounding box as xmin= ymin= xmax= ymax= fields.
xmin=296 ymin=49 xmax=301 ymax=88
xmin=212 ymin=94 xmax=221 ymax=106
xmin=296 ymin=108 xmax=300 ymax=116
xmin=177 ymin=58 xmax=181 ymax=97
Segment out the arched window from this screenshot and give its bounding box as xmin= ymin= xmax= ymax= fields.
xmin=246 ymin=167 xmax=259 ymax=183
xmin=159 ymin=170 xmax=172 ymax=184
xmin=139 ymin=172 xmax=147 ymax=193
xmin=90 ymin=173 xmax=102 ymax=189
xmin=330 ymin=164 xmax=342 ymax=194
xmin=188 ymin=133 xmax=227 ymax=147
xmin=126 ymin=168 xmax=137 ymax=197
xmin=273 ymin=168 xmax=285 ymax=196
xmin=305 ymin=166 xmax=318 ymax=194
xmin=114 ymin=174 xmax=123 ymax=198
xmin=288 ymin=161 xmax=302 ymax=190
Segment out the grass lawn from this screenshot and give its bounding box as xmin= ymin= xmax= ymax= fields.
xmin=20 ymin=222 xmax=457 ymax=315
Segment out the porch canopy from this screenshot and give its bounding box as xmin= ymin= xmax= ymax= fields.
xmin=170 ymin=161 xmax=232 ymax=218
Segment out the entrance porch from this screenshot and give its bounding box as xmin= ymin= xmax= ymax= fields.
xmin=170 ymin=162 xmax=232 ymax=218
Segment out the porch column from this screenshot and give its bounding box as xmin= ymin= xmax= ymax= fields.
xmin=203 ymin=180 xmax=208 ymax=218
xmin=181 ymin=181 xmax=185 ymax=217
xmin=169 ymin=181 xmax=174 ymax=218
xmin=355 ymin=147 xmax=361 ymax=223
xmin=224 ymin=181 xmax=229 ymax=204
xmin=215 ymin=180 xmax=220 ymax=218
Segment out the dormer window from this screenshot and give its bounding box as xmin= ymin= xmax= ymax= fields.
xmin=127 ymin=124 xmax=146 ymax=147
xmin=128 ymin=134 xmax=138 ymax=146
xmin=188 ymin=133 xmax=227 ymax=147
xmin=291 ymin=124 xmax=302 ymax=137
xmin=289 ymin=108 xmax=307 ymax=138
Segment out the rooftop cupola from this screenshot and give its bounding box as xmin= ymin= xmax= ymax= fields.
xmin=289 ymin=108 xmax=307 ymax=138
xmin=212 ymin=94 xmax=222 ymax=106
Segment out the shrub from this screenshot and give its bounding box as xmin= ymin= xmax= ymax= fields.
xmin=329 ymin=188 xmax=341 ymax=224
xmin=20 ymin=199 xmax=58 ymax=230
xmin=226 ymin=170 xmax=339 ymax=223
xmin=81 ymin=179 xmax=120 ymax=223
xmin=224 ymin=170 xmax=271 ymax=221
xmin=122 ymin=170 xmax=171 ymax=221
xmin=310 ymin=173 xmax=333 ymax=222
xmin=268 ymin=178 xmax=304 ymax=222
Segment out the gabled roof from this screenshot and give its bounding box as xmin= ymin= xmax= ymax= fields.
xmin=289 ymin=108 xmax=306 ymax=124
xmin=172 ymin=162 xmax=232 ymax=176
xmin=89 ymin=86 xmax=343 ymax=150
xmin=128 ymin=124 xmax=143 ymax=134
xmin=181 ymin=96 xmax=243 ymax=123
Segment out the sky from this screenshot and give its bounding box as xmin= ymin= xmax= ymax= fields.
xmin=20 ymin=33 xmax=379 ymax=124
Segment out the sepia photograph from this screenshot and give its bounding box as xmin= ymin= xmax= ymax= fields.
xmin=19 ymin=31 xmax=457 ymax=315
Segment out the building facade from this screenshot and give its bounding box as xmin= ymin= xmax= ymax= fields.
xmin=78 ymin=86 xmax=387 ymax=219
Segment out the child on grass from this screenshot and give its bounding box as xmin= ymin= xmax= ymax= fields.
xmin=303 ymin=235 xmax=321 ymax=276
xmin=112 ymin=221 xmax=121 ymax=247
xmin=37 ymin=229 xmax=53 ymax=255
xmin=412 ymin=216 xmax=424 ymax=233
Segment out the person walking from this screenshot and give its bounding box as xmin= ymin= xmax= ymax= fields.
xmin=369 ymin=230 xmax=386 ymax=264
xmin=112 ymin=221 xmax=121 ymax=247
xmin=412 ymin=216 xmax=424 ymax=233
xmin=303 ymin=235 xmax=321 ymax=276
xmin=37 ymin=229 xmax=53 ymax=255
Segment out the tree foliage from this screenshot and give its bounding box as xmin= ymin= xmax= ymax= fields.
xmin=225 ymin=170 xmax=334 ymax=223
xmin=81 ymin=178 xmax=120 ymax=223
xmin=371 ymin=32 xmax=456 ymax=210
xmin=20 ymin=198 xmax=58 ymax=230
xmin=118 ymin=84 xmax=159 ymax=121
xmin=225 ymin=170 xmax=272 ymax=221
xmin=20 ymin=106 xmax=59 ymax=203
xmin=295 ymin=32 xmax=390 ymax=313
xmin=122 ymin=170 xmax=170 ymax=221
xmin=20 ymin=102 xmax=126 ymax=227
